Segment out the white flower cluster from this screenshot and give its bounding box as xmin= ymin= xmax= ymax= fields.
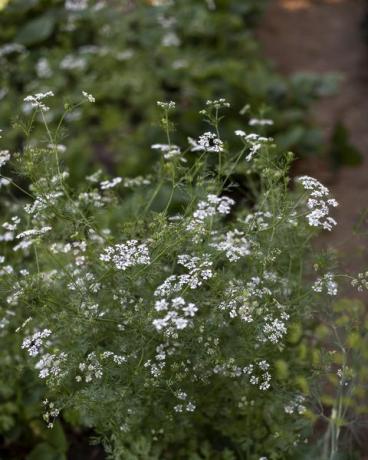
xmin=220 ymin=275 xmax=291 ymax=347
xmin=235 ymin=130 xmax=272 ymax=161
xmin=157 ymin=14 xmax=180 ymax=48
xmin=151 ymin=252 xmax=215 ymax=373
xmin=76 ymin=352 xmax=103 ymax=383
xmin=67 ymin=270 xmax=100 ymax=293
xmin=100 ymin=176 xmax=122 ymax=190
xmin=312 ymin=272 xmax=338 ymax=296
xmin=186 ymin=194 xmax=235 ymax=235
xmin=260 ymin=312 xmax=289 ymax=344
xmin=249 ymin=118 xmax=274 ymax=127
xmin=36 ymin=352 xmax=68 ymax=380
xmin=284 ymin=395 xmax=306 ymax=415
xmin=297 ymin=176 xmax=338 ymax=231
xmin=24 ymin=191 xmax=64 ymax=217
xmin=100 ymin=240 xmax=150 ymax=271
xmin=246 ymin=276 xmax=272 ymax=298
xmin=60 ymin=54 xmax=87 ymax=71
xmin=78 ymin=191 xmax=105 ymax=208
xmin=100 ymin=351 xmax=127 ymax=365
xmin=154 ymin=254 xmax=213 ymax=298
xmin=0 ymin=43 xmax=25 ymax=58
xmin=0 ymin=309 xmax=15 ymax=331
xmin=22 ymin=329 xmax=52 ymax=357
xmin=16 ymin=227 xmax=52 ymax=240
xmin=174 ymin=391 xmax=196 ymax=413
xmin=162 ymin=31 xmax=180 ymax=47
xmin=86 ymin=170 xmax=102 ymax=183
xmin=123 ymin=175 xmax=151 ymax=188
xmin=144 ymin=343 xmax=170 ymax=378
xmin=65 ymin=0 xmax=88 ymax=11
xmin=0 ymin=149 xmax=10 ymax=187
xmin=47 ymin=143 xmax=66 ymax=153
xmin=244 ymin=211 xmax=272 ymax=230
xmin=24 ymin=91 xmax=54 ymax=112
xmin=0 ymin=150 xmax=10 ymax=168
xmin=43 ymin=399 xmax=60 ymax=429
xmin=36 ymin=58 xmax=52 ymax=79
xmin=219 ymin=285 xmax=256 ymax=323
xmin=80 ymin=301 xmax=99 ymax=317
xmin=0 ymin=178 xmax=10 ymax=188
xmin=90 ymin=170 xmax=151 ymax=188
xmin=82 ymin=90 xmax=95 ymax=103
xmin=189 ymin=132 xmax=224 ymax=153
xmin=210 ymin=229 xmax=250 ymax=261
xmin=244 ymin=361 xmax=272 ymax=391
xmin=0 ymin=264 xmax=14 ymax=278
xmin=157 ymin=101 xmax=176 ymax=110
xmin=337 ymin=366 xmax=351 ymax=386
xmin=13 ymin=226 xmax=52 ymax=252
xmin=205 ymin=98 xmax=230 ymax=109
xmin=214 ymin=360 xmax=271 ymax=391
xmin=173 ymin=403 xmax=196 ymax=412
xmin=50 ymin=240 xmax=86 ymax=255
xmin=351 ymin=272 xmax=368 ymax=292
xmin=177 ymin=254 xmax=214 ymax=288
xmin=151 ymin=144 xmax=183 ymax=161
xmin=6 ymin=281 xmax=24 ymax=305
xmin=152 ymin=296 xmax=198 ymax=334
xmin=213 ymin=359 xmax=244 ymax=378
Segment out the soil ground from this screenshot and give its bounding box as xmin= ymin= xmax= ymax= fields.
xmin=258 ymin=0 xmax=368 ymax=295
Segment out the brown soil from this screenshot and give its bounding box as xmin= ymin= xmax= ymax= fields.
xmin=258 ymin=0 xmax=368 ymax=295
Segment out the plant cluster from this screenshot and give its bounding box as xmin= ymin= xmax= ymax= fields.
xmin=0 ymin=0 xmax=338 ymax=184
xmin=1 ymin=94 xmax=361 ymax=459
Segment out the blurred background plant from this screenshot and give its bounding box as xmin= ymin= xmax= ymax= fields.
xmin=307 ymin=298 xmax=368 ymax=460
xmin=0 ymin=0 xmax=341 ymax=184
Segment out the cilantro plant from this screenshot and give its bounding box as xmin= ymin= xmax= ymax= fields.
xmin=0 ymin=94 xmax=350 ymax=459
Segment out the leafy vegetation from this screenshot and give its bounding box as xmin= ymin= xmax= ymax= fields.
xmin=0 ymin=94 xmax=365 ymax=459
xmin=0 ymin=1 xmax=366 ymax=459
xmin=0 ymin=0 xmax=337 ymax=184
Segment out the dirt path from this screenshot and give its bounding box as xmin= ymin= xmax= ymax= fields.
xmin=258 ymin=0 xmax=368 ymax=290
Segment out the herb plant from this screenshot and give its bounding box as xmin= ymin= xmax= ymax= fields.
xmin=0 ymin=94 xmax=346 ymax=459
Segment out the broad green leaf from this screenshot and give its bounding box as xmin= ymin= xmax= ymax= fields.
xmin=16 ymin=13 xmax=56 ymax=46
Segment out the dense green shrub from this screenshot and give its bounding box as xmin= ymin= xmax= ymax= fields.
xmin=0 ymin=2 xmax=362 ymax=457
xmin=0 ymin=94 xmax=350 ymax=458
xmin=0 ymin=0 xmax=335 ymax=183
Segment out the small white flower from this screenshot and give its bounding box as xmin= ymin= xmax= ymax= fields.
xmin=82 ymin=91 xmax=95 ymax=103
xmin=189 ymin=132 xmax=223 ymax=153
xmin=249 ymin=118 xmax=274 ymax=126
xmin=297 ymin=176 xmax=338 ymax=231
xmin=65 ymin=0 xmax=88 ymax=11
xmin=157 ymin=101 xmax=175 ymax=110
xmin=24 ymin=91 xmax=54 ymax=112
xmin=151 ymin=144 xmax=184 ymax=161
xmin=312 ymin=272 xmax=338 ymax=296
xmin=210 ymin=229 xmax=250 ymax=262
xmin=100 ymin=177 xmax=122 ymax=190
xmin=100 ymin=240 xmax=150 ymax=271
xmin=0 ymin=150 xmax=10 ymax=168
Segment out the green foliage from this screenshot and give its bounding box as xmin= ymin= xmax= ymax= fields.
xmin=0 ymin=0 xmax=332 ymax=184
xmin=0 ymin=2 xmax=364 ymax=456
xmin=0 ymin=97 xmax=345 ymax=458
xmin=308 ymin=297 xmax=368 ymax=459
xmin=329 ymin=122 xmax=362 ymax=169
